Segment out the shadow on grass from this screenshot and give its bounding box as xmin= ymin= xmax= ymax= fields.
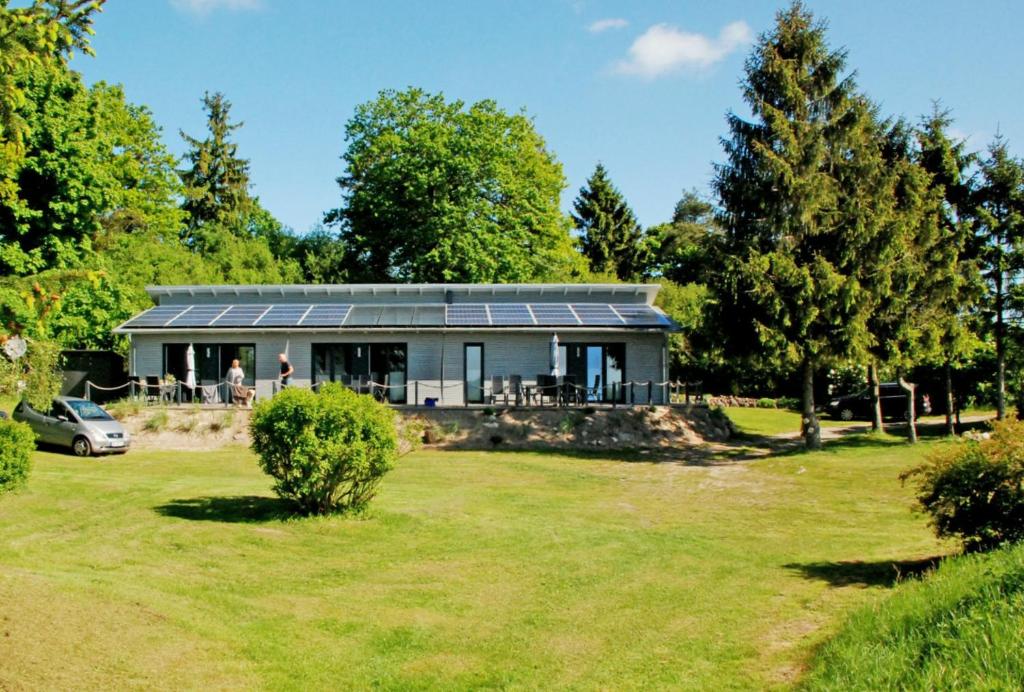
xmin=785 ymin=555 xmax=947 ymax=588
xmin=154 ymin=495 xmax=296 ymax=523
xmin=467 ymin=444 xmax=741 ymax=467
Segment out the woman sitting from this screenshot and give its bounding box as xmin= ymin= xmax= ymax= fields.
xmin=226 ymin=359 xmax=256 ymax=407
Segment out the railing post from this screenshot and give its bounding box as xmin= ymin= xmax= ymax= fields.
xmin=414 ymin=380 xmax=419 ymax=406
xmin=85 ymin=381 xmax=91 ymax=401
xmin=647 ymin=380 xmax=653 ymax=404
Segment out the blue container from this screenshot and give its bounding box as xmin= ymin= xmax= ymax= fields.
xmin=425 ymin=397 xmax=437 ymax=408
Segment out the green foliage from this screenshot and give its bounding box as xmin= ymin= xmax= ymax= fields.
xmin=249 ymin=384 xmax=398 ymax=515
xmin=755 ymin=398 xmax=776 ymax=409
xmin=648 ymin=189 xmax=720 ymax=284
xmin=710 ymin=2 xmax=890 ymax=447
xmin=142 ymin=409 xmax=168 ymax=432
xmin=572 ymin=163 xmax=652 ymax=280
xmin=803 ymin=541 xmax=1024 ymax=690
xmin=326 ymin=87 xmax=585 ymax=282
xmin=0 ymin=418 xmax=35 ymax=493
xmin=902 ymin=419 xmax=1024 ymax=551
xmin=655 ymin=280 xmax=708 ymax=379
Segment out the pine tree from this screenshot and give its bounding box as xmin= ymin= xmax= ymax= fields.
xmin=179 ymin=92 xmax=253 ymax=243
xmin=572 ymin=163 xmax=651 ymax=280
xmin=971 ymin=136 xmax=1024 ymax=420
xmin=710 ymin=2 xmax=889 ymax=449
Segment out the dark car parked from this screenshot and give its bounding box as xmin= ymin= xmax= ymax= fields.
xmin=824 ymin=383 xmax=932 ymax=422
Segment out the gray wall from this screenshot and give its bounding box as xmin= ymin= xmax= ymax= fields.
xmin=130 ymin=330 xmax=669 ymax=404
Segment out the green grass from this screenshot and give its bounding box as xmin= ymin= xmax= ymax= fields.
xmin=725 ymin=407 xmax=850 ymax=437
xmin=0 ymin=431 xmax=948 ymax=690
xmin=803 ymin=541 xmax=1024 ymax=690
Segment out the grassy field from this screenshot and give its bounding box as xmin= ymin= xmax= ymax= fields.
xmin=803 ymin=541 xmax=1024 ymax=690
xmin=0 ymin=425 xmax=949 ymax=690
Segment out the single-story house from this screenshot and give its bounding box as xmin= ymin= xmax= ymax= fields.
xmin=114 ymin=283 xmax=677 ymax=405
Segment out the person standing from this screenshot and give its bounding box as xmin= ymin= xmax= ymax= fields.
xmin=278 ymin=352 xmax=294 ymax=389
xmin=226 ymin=359 xmax=255 ymax=407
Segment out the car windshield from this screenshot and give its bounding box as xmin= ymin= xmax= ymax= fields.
xmin=65 ymin=400 xmax=113 ymax=421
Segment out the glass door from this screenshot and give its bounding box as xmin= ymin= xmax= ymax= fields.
xmin=464 ymin=343 xmax=484 ymax=404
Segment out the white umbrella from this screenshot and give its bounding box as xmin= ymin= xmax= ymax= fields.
xmin=550 ymin=333 xmax=560 ymax=377
xmin=185 ymin=343 xmax=196 ymax=389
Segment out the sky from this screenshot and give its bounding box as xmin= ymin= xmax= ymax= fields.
xmin=73 ymin=0 xmax=1023 ymax=234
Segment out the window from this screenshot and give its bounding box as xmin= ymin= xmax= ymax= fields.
xmin=312 ymin=343 xmax=407 ymax=404
xmin=464 ymin=343 xmax=484 ymax=404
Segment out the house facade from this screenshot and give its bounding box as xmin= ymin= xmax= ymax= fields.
xmin=115 ymin=284 xmax=676 ymax=405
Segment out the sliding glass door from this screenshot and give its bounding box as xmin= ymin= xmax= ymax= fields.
xmin=464 ymin=343 xmax=484 ymax=404
xmin=312 ymin=343 xmax=407 ymax=403
xmin=560 ymin=342 xmax=625 ymax=402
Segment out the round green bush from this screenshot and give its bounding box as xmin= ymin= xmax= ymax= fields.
xmin=756 ymin=397 xmax=777 ymax=409
xmin=902 ymin=419 xmax=1024 ymax=551
xmin=249 ymin=383 xmax=398 ymax=515
xmin=0 ymin=418 xmax=35 ymax=493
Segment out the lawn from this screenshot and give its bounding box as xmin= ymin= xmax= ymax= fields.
xmin=0 ymin=431 xmax=947 ymax=689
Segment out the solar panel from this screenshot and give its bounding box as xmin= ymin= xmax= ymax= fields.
xmin=211 ymin=305 xmax=270 ymax=327
xmin=528 ymin=304 xmax=579 ymax=326
xmin=446 ymin=304 xmax=489 ymax=326
xmin=121 ymin=305 xmax=188 ymax=328
xmin=255 ymin=304 xmax=311 ymax=327
xmin=612 ymin=304 xmax=669 ymax=326
xmin=300 ymin=304 xmax=352 ymax=327
xmin=487 ymin=303 xmax=534 ymax=326
xmin=168 ymin=305 xmax=230 ymax=327
xmin=571 ymin=304 xmax=621 ymax=325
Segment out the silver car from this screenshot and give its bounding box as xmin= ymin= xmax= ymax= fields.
xmin=13 ymin=396 xmax=130 ymax=457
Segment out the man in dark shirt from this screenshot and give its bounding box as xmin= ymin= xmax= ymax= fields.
xmin=278 ymin=352 xmax=294 ymax=388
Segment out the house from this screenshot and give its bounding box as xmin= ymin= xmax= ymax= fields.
xmin=114 ymin=283 xmax=677 ymax=405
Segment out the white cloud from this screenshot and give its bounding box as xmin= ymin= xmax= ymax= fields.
xmin=171 ymin=0 xmax=262 ymax=15
xmin=588 ymin=18 xmax=628 ymax=34
xmin=614 ymin=20 xmax=753 ymax=79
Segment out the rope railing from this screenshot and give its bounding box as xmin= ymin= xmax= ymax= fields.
xmin=87 ymin=376 xmax=704 ymax=408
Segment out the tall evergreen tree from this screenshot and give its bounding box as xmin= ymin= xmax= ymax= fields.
xmin=572 ymin=163 xmax=651 ymax=280
xmin=179 ymin=92 xmax=253 ymax=243
xmin=971 ymin=136 xmax=1024 ymax=420
xmin=649 ymin=189 xmax=720 ymax=284
xmin=710 ymin=2 xmax=889 ymax=449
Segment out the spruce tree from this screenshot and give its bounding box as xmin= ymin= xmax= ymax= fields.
xmin=971 ymin=136 xmax=1024 ymax=420
xmin=710 ymin=2 xmax=887 ymax=449
xmin=572 ymin=163 xmax=651 ymax=280
xmin=179 ymin=92 xmax=253 ymax=244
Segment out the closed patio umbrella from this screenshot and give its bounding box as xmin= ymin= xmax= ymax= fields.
xmin=185 ymin=343 xmax=196 ymax=390
xmin=550 ymin=333 xmax=560 ymax=376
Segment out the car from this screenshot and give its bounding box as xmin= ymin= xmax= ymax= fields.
xmin=823 ymin=383 xmax=932 ymax=422
xmin=12 ymin=396 xmax=130 ymax=457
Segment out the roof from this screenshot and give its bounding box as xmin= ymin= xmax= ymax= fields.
xmin=115 ymin=301 xmax=677 ymax=333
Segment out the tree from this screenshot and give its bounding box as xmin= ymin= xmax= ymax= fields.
xmin=572 ymin=163 xmax=651 ymax=280
xmin=649 ymin=189 xmax=720 ymax=284
xmin=710 ymin=2 xmax=888 ymax=449
xmin=971 ymin=137 xmax=1024 ymax=420
xmin=0 ymin=0 xmax=104 ymax=214
xmin=325 ymin=87 xmax=584 ymax=283
xmin=179 ymin=91 xmax=254 ymax=244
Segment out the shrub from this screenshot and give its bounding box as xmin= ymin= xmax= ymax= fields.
xmin=106 ymin=398 xmax=142 ymax=420
xmin=0 ymin=419 xmax=35 ymax=493
xmin=756 ymin=397 xmax=776 ymax=408
xmin=250 ymin=383 xmax=398 ymax=515
xmin=776 ymin=396 xmax=801 ymax=411
xmin=901 ymin=419 xmax=1024 ymax=551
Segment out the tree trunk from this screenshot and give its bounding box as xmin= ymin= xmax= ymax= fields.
xmin=944 ymin=360 xmax=955 ymax=437
xmin=868 ymin=362 xmax=883 ymax=433
xmin=898 ymin=374 xmax=918 ymax=444
xmin=801 ymin=359 xmax=821 ymax=450
xmin=996 ymin=259 xmax=1006 ymax=420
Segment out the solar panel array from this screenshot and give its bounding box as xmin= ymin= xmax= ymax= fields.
xmin=120 ymin=302 xmax=671 ymax=329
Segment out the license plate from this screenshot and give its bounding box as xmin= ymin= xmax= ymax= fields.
xmin=109 ymin=440 xmax=125 ymax=448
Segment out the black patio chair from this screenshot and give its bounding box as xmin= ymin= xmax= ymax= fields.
xmin=535 ymin=374 xmax=558 ymax=406
xmin=144 ymin=375 xmax=161 ymax=404
xmin=509 ymin=375 xmax=524 ymax=406
xmin=561 ymin=374 xmax=580 ymax=406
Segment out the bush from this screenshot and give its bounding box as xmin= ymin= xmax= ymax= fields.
xmin=0 ymin=418 xmax=35 ymax=493
xmin=756 ymin=397 xmax=776 ymax=409
xmin=776 ymin=396 xmax=801 ymax=411
xmin=901 ymin=419 xmax=1024 ymax=551
xmin=250 ymin=383 xmax=398 ymax=515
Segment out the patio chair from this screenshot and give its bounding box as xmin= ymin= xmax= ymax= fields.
xmin=489 ymin=375 xmax=506 ymax=405
xmin=535 ymin=374 xmax=558 ymax=406
xmin=561 ymin=375 xmax=580 ymax=406
xmin=144 ymin=376 xmax=161 ymax=404
xmin=509 ymin=375 xmax=524 ymax=407
xmin=590 ymin=374 xmax=602 ymax=403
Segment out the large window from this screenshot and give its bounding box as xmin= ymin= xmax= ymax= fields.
xmin=464 ymin=343 xmax=484 ymax=404
xmin=560 ymin=342 xmax=625 ymax=402
xmin=312 ymin=343 xmax=407 ymax=403
xmin=162 ymin=343 xmax=255 ymax=386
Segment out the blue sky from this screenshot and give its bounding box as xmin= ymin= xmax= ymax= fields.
xmin=74 ymin=0 xmax=1022 ymax=234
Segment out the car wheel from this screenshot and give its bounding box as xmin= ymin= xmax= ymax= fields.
xmin=840 ymin=407 xmax=855 ymax=421
xmin=72 ymin=436 xmax=92 ymax=457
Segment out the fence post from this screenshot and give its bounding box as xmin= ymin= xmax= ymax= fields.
xmin=84 ymin=381 xmax=91 ymax=401
xmin=647 ymin=381 xmax=653 ymax=404
xmin=414 ymin=380 xmax=419 ymax=406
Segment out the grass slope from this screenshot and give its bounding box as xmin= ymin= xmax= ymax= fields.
xmin=803 ymin=541 xmax=1024 ymax=690
xmin=0 ymin=434 xmax=944 ymax=689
